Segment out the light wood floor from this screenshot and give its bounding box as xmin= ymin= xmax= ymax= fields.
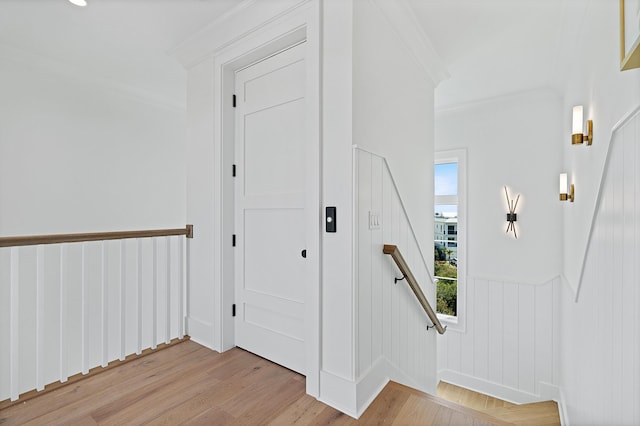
xmin=437 ymin=382 xmax=561 ymax=426
xmin=438 ymin=382 xmax=516 ymax=411
xmin=0 ymin=340 xmax=554 ymax=425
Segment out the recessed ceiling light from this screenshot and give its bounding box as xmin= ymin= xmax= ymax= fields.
xmin=68 ymin=0 xmax=87 ymax=6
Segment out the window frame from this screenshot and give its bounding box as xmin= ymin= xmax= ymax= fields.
xmin=434 ymin=149 xmax=467 ymax=332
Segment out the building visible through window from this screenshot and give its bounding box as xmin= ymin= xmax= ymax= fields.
xmin=434 ymin=161 xmax=459 ymax=318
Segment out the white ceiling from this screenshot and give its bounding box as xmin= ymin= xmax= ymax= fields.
xmin=0 ymin=0 xmax=240 ymax=108
xmin=0 ymin=0 xmax=571 ymax=110
xmin=408 ymin=0 xmax=568 ymax=109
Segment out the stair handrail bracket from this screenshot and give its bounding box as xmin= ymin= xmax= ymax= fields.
xmin=383 ymin=244 xmax=446 ymax=335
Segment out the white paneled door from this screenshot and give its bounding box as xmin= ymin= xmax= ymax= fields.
xmin=234 ymin=43 xmax=307 ymax=375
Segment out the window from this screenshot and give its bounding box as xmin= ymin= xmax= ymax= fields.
xmin=434 ymin=149 xmax=466 ymax=328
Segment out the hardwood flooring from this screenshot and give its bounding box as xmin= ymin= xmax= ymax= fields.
xmin=437 ymin=381 xmax=561 ymax=426
xmin=437 ymin=382 xmax=516 ymax=411
xmin=0 ymin=340 xmax=556 ymax=425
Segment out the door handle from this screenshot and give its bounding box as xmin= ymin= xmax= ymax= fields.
xmin=301 ymin=249 xmax=307 ymax=258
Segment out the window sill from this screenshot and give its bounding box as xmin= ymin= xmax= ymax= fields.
xmin=437 ymin=313 xmax=464 ymax=332
xmin=437 ymin=313 xmax=457 ymax=324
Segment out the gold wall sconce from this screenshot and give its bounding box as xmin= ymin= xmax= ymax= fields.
xmin=572 ymin=105 xmax=593 ymax=145
xmin=559 ymin=173 xmax=575 ymax=202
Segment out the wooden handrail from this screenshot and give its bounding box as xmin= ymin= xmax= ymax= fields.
xmin=0 ymin=225 xmax=194 ymax=248
xmin=383 ymin=244 xmax=446 ymax=334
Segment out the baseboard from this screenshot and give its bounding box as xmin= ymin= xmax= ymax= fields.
xmin=319 ymin=357 xmax=419 ymax=419
xmin=355 ymin=358 xmax=391 ymax=417
xmin=556 ymin=386 xmax=569 ymax=426
xmin=353 ymin=357 xmax=439 ymax=418
xmin=538 ymin=381 xmax=560 ymax=401
xmin=389 ymin=360 xmax=435 ymax=396
xmin=185 ymin=316 xmax=215 ymax=349
xmin=438 ymin=369 xmax=544 ymax=405
xmin=318 ymin=370 xmax=358 ymax=418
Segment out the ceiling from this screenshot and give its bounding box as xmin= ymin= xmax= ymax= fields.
xmin=0 ymin=0 xmax=571 ymax=110
xmin=408 ymin=0 xmax=568 ymax=109
xmin=0 ymin=0 xmax=240 ymax=108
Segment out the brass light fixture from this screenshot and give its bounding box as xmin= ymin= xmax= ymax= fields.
xmin=559 ymin=173 xmax=575 ymax=202
xmin=572 ymin=105 xmax=593 ymax=145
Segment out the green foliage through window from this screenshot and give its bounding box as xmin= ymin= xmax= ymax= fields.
xmin=435 ymin=245 xmax=457 ymax=316
xmin=436 ymin=279 xmax=457 ymax=316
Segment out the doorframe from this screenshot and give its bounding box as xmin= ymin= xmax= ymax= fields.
xmin=212 ymin=3 xmax=321 ymax=397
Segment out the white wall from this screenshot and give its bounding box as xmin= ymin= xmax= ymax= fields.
xmin=436 ymin=91 xmax=563 ymax=283
xmin=355 ymin=150 xmax=438 ymax=397
xmin=435 ymin=91 xmax=563 ymax=402
xmin=436 ymin=2 xmax=640 ymax=421
xmin=558 ymin=109 xmax=640 ymax=426
xmin=561 ymin=0 xmax=640 ymax=295
xmin=0 ymin=46 xmax=187 ymax=402
xmin=320 ymin=0 xmax=355 ymax=386
xmin=350 ymin=0 xmax=440 ymax=415
xmin=0 ymin=47 xmax=186 ymax=236
xmin=184 ymin=59 xmax=218 ymax=349
xmin=438 ymin=277 xmax=558 ymax=404
xmin=352 ymin=0 xmax=436 ymax=260
xmin=558 ymin=1 xmax=640 ymax=424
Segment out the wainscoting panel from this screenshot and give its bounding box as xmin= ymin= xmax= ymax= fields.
xmin=559 ymin=108 xmax=640 ymax=426
xmin=355 ymin=148 xmax=437 ymax=397
xmin=438 ymin=276 xmax=558 ymax=404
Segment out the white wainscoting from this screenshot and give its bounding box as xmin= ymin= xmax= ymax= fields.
xmin=0 ymin=236 xmax=185 ymax=402
xmin=354 ymin=148 xmax=438 ymax=412
xmin=559 ymin=108 xmax=640 ymax=426
xmin=437 ymin=276 xmax=559 ymax=404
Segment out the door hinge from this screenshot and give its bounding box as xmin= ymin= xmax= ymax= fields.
xmin=232 ymin=304 xmax=236 ymax=317
xmin=232 ymin=234 xmax=236 ymax=247
xmin=232 ymin=94 xmax=236 ymax=108
xmin=232 ymin=164 xmax=236 ymax=177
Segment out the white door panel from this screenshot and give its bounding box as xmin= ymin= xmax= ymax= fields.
xmin=243 ymin=208 xmax=305 ymax=303
xmin=243 ymin=303 xmax=304 ymax=341
xmin=235 ymin=42 xmax=308 ymax=374
xmin=240 ymin=48 xmax=305 ymax=111
xmin=240 ymin=302 xmax=305 ymax=373
xmin=242 ymin=291 xmax=305 ymax=320
xmin=244 ymin=100 xmax=305 ymax=197
xmin=241 ymin=193 xmax=305 ymax=210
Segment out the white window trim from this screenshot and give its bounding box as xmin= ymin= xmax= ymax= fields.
xmin=435 ymin=149 xmax=467 ymax=332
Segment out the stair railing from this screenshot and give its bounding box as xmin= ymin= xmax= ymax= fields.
xmin=0 ymin=226 xmax=193 ymax=247
xmin=0 ymin=225 xmax=193 ymax=404
xmin=383 ymin=244 xmax=446 ymax=334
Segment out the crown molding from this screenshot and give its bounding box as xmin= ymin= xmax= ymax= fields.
xmin=369 ymin=0 xmax=449 ymax=86
xmin=172 ymin=0 xmax=449 ymax=86
xmin=435 ymin=86 xmax=561 ymax=115
xmin=169 ymin=0 xmax=311 ymax=69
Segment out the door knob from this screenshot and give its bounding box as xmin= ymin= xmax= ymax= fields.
xmin=301 ymin=249 xmax=307 ymax=258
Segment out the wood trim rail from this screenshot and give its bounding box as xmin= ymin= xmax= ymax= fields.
xmin=383 ymin=244 xmax=446 ymax=334
xmin=0 ymin=224 xmax=194 ymax=248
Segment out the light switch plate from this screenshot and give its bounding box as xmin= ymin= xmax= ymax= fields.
xmin=369 ymin=211 xmax=381 ymax=230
